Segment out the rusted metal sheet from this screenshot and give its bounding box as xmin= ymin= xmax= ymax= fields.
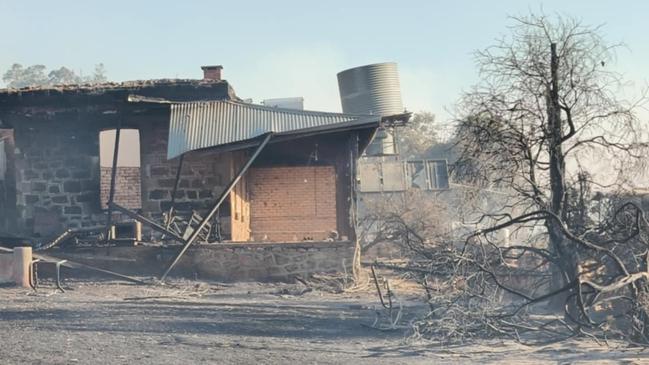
xmin=167 ymin=100 xmax=379 ymax=159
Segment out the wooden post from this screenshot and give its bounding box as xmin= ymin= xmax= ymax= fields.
xmin=164 ymin=154 xmax=185 ymax=232
xmin=104 ymin=113 xmax=123 ymax=243
xmin=349 ymin=132 xmax=363 ymax=283
xmin=13 ymin=247 xmax=32 ymax=288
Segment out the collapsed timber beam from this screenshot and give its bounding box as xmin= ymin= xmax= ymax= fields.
xmin=160 ymin=133 xmax=273 ymax=281
xmin=109 ymin=202 xmax=186 ymax=243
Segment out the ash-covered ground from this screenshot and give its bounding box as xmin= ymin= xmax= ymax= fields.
xmin=0 ymin=279 xmax=646 ymax=364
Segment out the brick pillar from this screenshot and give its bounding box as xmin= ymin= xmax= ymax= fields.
xmin=13 ymin=247 xmax=32 ymax=288
xmin=201 ymin=65 xmax=223 ymax=81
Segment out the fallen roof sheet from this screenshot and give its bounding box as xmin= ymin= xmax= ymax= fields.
xmin=167 ymin=100 xmax=380 ymax=158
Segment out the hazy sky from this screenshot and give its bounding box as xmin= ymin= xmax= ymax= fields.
xmin=1 ymin=0 xmax=648 ymax=124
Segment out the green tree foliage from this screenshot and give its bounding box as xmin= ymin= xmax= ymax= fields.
xmin=2 ymin=63 xmax=108 ymax=88
xmin=396 ymin=112 xmax=439 ymax=158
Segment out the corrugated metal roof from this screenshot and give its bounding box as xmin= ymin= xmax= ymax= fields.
xmin=167 ymin=100 xmax=380 ymax=159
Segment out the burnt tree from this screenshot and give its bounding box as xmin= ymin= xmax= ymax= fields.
xmin=455 ymin=13 xmax=646 ymax=292
xmin=393 ymin=14 xmax=649 ymax=343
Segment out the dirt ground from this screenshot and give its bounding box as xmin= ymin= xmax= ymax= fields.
xmin=1 ymin=278 xmax=648 ymax=364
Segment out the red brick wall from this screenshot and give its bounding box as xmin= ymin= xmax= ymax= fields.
xmin=249 ymin=166 xmax=337 ymax=241
xmin=100 ymin=166 xmax=142 ymax=209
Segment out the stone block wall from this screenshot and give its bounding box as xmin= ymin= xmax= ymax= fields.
xmin=0 ymin=129 xmax=17 ymax=233
xmin=139 ymin=124 xmax=232 ymax=222
xmin=52 ymin=241 xmax=355 ymax=282
xmin=100 ymin=166 xmax=142 ymax=209
xmin=0 ymin=253 xmax=13 ymax=283
xmin=187 ymin=241 xmax=354 ymax=281
xmin=11 ymin=120 xmax=234 ymax=237
xmin=13 ymin=124 xmax=102 ymax=234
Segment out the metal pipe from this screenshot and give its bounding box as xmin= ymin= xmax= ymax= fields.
xmin=160 ymin=133 xmax=273 ymax=281
xmin=170 ymin=154 xmax=184 ymax=208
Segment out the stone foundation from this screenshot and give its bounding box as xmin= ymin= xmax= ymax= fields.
xmin=48 ymin=241 xmax=354 ymax=282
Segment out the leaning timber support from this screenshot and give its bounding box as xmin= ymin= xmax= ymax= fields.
xmin=165 ymin=154 xmax=185 ymax=232
xmin=160 ymin=133 xmax=273 ymax=281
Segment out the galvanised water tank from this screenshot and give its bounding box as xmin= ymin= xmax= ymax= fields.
xmin=337 ymin=62 xmax=403 ymax=116
xmin=337 ymin=62 xmax=403 ymax=155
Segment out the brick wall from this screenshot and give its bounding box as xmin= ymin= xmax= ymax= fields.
xmin=249 ymin=166 xmax=337 ymax=241
xmin=100 ymin=166 xmax=142 ymax=209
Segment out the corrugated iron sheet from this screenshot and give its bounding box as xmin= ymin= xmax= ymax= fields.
xmin=167 ymin=100 xmax=379 ymax=159
xmin=337 ymin=62 xmax=403 ymax=116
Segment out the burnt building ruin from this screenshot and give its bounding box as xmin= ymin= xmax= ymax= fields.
xmin=0 ymin=65 xmax=407 ymax=281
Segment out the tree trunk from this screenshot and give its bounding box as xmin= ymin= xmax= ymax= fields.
xmin=546 ymin=43 xmax=578 ymax=307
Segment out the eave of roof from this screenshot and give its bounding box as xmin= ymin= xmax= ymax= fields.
xmin=164 ymin=100 xmax=382 ymax=158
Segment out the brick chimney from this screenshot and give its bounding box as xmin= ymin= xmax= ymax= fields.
xmin=201 ymin=65 xmax=223 ymax=81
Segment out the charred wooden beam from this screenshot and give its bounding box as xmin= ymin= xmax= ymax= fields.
xmin=164 ymin=154 xmax=185 ymax=232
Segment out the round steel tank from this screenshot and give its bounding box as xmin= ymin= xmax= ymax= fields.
xmin=337 ymin=62 xmax=403 ymax=116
